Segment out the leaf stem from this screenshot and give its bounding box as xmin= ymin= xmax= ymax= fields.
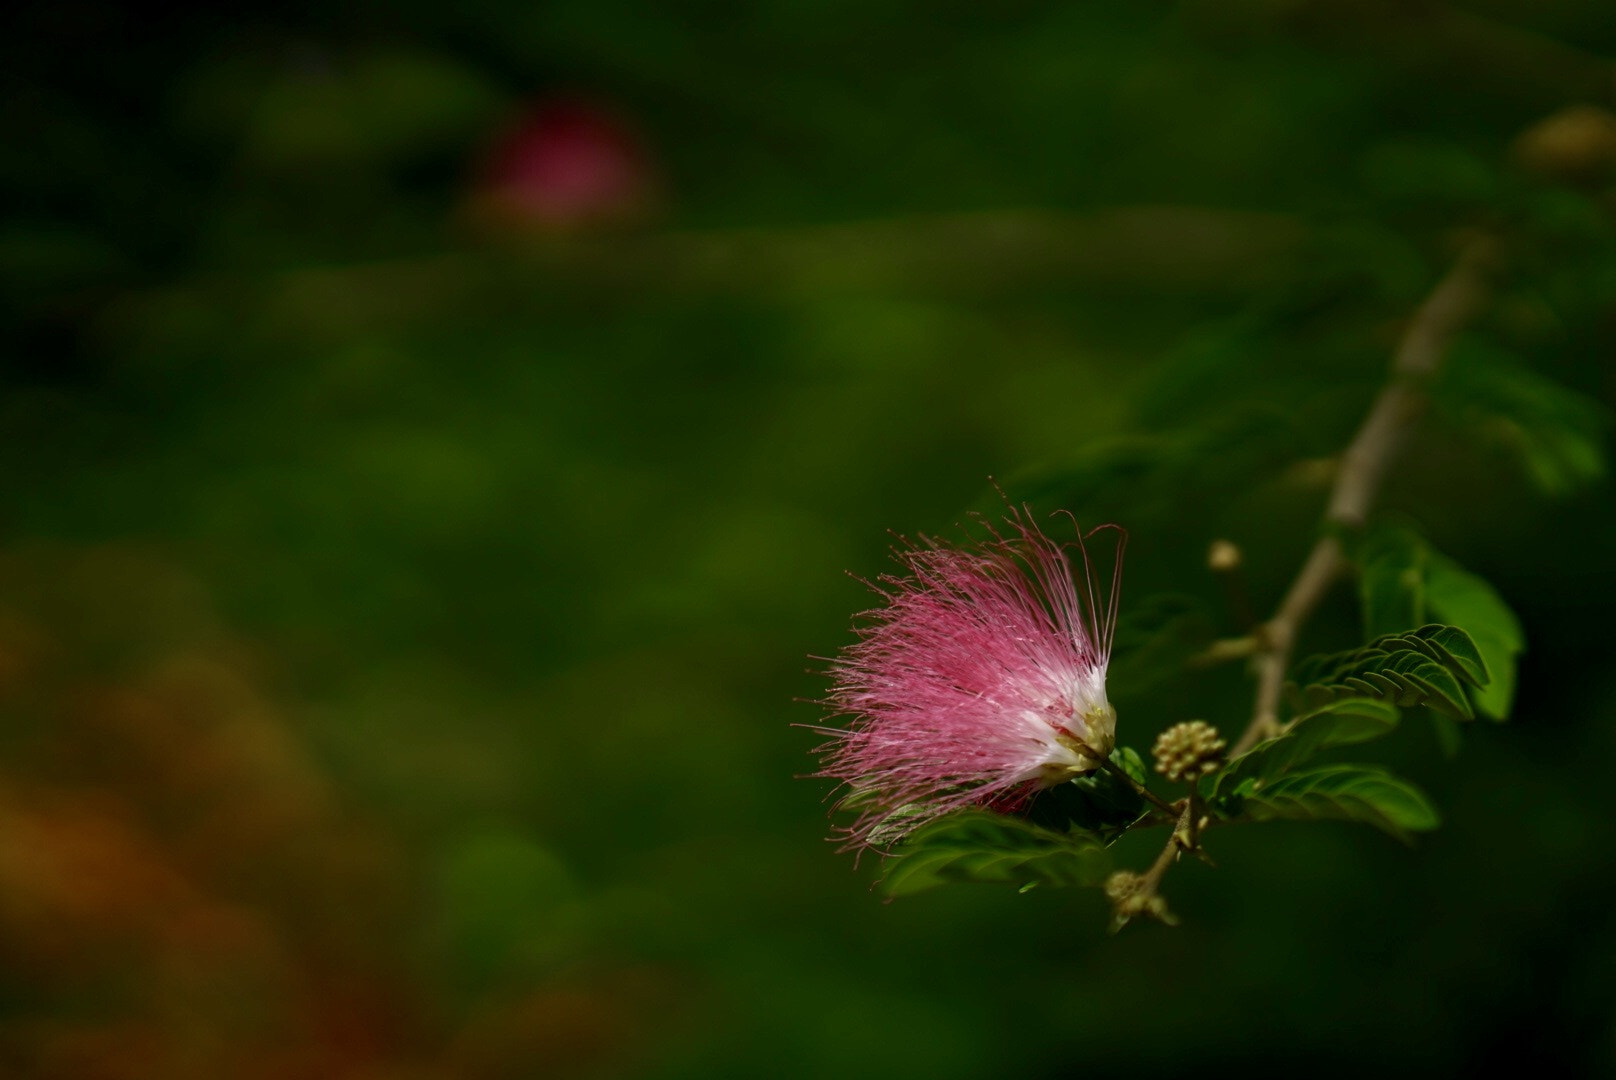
xmin=1138 ymin=797 xmax=1201 ymax=895
xmin=1227 ymin=237 xmax=1499 ymax=758
xmin=1076 ymin=739 xmax=1182 ymax=818
xmin=1139 ymin=821 xmax=1183 ymax=894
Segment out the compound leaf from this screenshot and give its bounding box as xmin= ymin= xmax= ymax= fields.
xmin=1433 ymin=341 xmax=1609 ymax=497
xmin=1290 ymin=624 xmax=1487 ymax=720
xmin=879 ymin=812 xmax=1111 ymax=898
xmin=1234 ymin=764 xmax=1441 ymax=842
xmin=1353 ymin=525 xmax=1525 ymax=720
xmin=1206 ymin=698 xmax=1401 ymax=804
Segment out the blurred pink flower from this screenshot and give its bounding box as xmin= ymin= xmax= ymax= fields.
xmin=817 ymin=508 xmax=1125 ymax=851
xmin=467 ymin=96 xmax=657 ymax=233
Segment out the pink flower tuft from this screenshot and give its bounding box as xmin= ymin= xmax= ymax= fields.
xmin=465 ymin=96 xmax=658 ymax=234
xmin=817 ymin=507 xmax=1126 ymax=852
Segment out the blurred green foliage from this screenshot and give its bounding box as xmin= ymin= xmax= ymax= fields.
xmin=1 ymin=1 xmax=1615 ymax=1077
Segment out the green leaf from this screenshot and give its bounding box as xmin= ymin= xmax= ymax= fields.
xmin=1424 ymin=553 xmax=1524 ymax=720
xmin=1293 ymin=697 xmax=1404 ymax=746
xmin=1433 ymin=341 xmax=1610 ymax=497
xmin=1352 ymin=525 xmax=1525 ymax=720
xmin=1358 ymin=527 xmax=1427 ymax=639
xmin=1290 ymin=624 xmax=1487 ymax=720
xmin=1234 ymin=764 xmax=1441 ymax=842
xmin=1410 ymin=624 xmax=1489 ymax=686
xmin=862 ymin=800 xmax=945 ymax=851
xmin=1206 ymin=698 xmax=1401 ymax=804
xmin=879 ymin=812 xmax=1112 ymax=898
xmin=1111 ymin=745 xmax=1148 ymax=786
xmin=1024 ymin=747 xmax=1148 ymax=833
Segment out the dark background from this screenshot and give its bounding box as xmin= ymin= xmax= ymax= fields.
xmin=2 ymin=2 xmax=1614 ymax=1077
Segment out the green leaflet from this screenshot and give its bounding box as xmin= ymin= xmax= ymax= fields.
xmin=1432 ymin=341 xmax=1610 ymax=498
xmin=1111 ymin=745 xmax=1149 ymax=786
xmin=1359 ymin=528 xmax=1428 ymax=639
xmin=1289 ymin=697 xmax=1404 ymax=747
xmin=1424 ymin=555 xmax=1523 ymax=720
xmin=1233 ymin=764 xmax=1441 ymax=843
xmin=1205 ymin=698 xmax=1400 ymax=806
xmin=1026 ymin=746 xmax=1150 ymax=835
xmin=1289 ymin=624 xmax=1487 ymax=720
xmin=878 ymin=812 xmax=1111 ymax=898
xmin=1355 ymin=525 xmax=1525 ymax=720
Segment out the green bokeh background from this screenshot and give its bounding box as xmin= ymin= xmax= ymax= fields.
xmin=3 ymin=2 xmax=1614 ymax=1077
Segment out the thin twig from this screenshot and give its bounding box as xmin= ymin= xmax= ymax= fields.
xmin=1177 ymin=787 xmax=1212 ymax=864
xmin=1076 ymin=738 xmax=1182 ymax=818
xmin=1227 ymin=236 xmax=1499 ymax=758
xmin=1208 ymin=539 xmax=1258 ymax=631
xmin=1188 ymin=634 xmax=1262 ymax=667
xmin=1139 ymin=815 xmax=1186 ymax=895
xmin=1131 ymin=799 xmax=1200 ymax=914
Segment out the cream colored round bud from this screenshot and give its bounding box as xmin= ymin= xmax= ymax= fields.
xmin=1207 ymin=539 xmax=1242 ymax=572
xmin=1152 ymin=720 xmax=1227 ymax=783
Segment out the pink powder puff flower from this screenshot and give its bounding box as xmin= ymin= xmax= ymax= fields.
xmin=816 ymin=507 xmax=1125 ymax=852
xmin=464 ymin=96 xmax=659 ymax=235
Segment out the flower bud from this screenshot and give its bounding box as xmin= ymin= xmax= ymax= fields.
xmin=1513 ymin=105 xmax=1616 ymax=185
xmin=1104 ymin=870 xmax=1142 ymax=903
xmin=1104 ymin=870 xmax=1176 ymax=928
xmin=1152 ymin=720 xmax=1226 ymax=783
xmin=1207 ymin=539 xmax=1242 ymax=572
